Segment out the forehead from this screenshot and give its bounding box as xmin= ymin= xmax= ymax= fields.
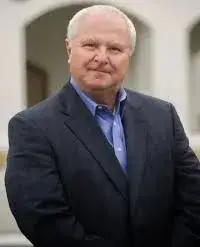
xmin=75 ymin=12 xmax=130 ymax=45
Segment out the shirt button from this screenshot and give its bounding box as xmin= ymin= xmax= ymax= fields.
xmin=113 ymin=122 xmax=117 ymax=126
xmin=117 ymin=148 xmax=122 ymax=151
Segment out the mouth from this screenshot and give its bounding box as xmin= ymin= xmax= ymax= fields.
xmin=89 ymin=69 xmax=110 ymax=74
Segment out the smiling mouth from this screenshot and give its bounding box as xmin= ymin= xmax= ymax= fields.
xmin=89 ymin=69 xmax=110 ymax=74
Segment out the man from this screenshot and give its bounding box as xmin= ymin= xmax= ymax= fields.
xmin=5 ymin=5 xmax=200 ymax=247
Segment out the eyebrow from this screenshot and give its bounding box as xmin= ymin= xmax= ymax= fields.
xmin=81 ymin=38 xmax=98 ymax=43
xmin=81 ymin=38 xmax=126 ymax=48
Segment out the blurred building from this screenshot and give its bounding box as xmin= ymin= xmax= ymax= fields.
xmin=0 ymin=0 xmax=200 ymax=245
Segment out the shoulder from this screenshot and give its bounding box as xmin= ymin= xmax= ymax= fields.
xmin=125 ymin=88 xmax=172 ymax=112
xmin=124 ymin=89 xmax=178 ymax=134
xmin=9 ymin=90 xmax=61 ymax=130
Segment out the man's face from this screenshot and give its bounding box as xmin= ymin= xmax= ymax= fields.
xmin=65 ymin=12 xmax=132 ymax=94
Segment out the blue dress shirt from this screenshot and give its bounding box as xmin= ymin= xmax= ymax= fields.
xmin=70 ymin=78 xmax=127 ymax=174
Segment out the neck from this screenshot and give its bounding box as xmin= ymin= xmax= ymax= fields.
xmin=85 ymin=88 xmax=119 ymax=111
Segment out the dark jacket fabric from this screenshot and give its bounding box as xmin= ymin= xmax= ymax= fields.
xmin=5 ymin=83 xmax=200 ymax=247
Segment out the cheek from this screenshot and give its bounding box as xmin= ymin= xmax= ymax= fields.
xmin=72 ymin=49 xmax=93 ymax=64
xmin=113 ymin=59 xmax=130 ymax=76
xmin=70 ymin=51 xmax=82 ymax=65
xmin=70 ymin=58 xmax=87 ymax=75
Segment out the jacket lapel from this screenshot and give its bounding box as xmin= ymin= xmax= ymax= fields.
xmin=123 ymin=92 xmax=148 ymax=211
xmin=58 ymin=83 xmax=128 ymax=201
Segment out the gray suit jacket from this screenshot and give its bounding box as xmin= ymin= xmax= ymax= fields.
xmin=5 ymin=83 xmax=200 ymax=246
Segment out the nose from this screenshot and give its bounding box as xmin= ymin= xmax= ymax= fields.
xmin=94 ymin=46 xmax=108 ymax=64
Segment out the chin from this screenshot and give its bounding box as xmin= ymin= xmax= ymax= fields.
xmin=85 ymin=79 xmax=115 ymax=90
xmin=83 ymin=73 xmax=107 ymax=84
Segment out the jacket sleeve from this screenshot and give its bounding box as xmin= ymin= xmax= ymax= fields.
xmin=4 ymin=113 xmax=105 ymax=247
xmin=170 ymin=104 xmax=200 ymax=247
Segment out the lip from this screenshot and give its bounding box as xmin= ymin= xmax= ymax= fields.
xmin=89 ymin=69 xmax=110 ymax=74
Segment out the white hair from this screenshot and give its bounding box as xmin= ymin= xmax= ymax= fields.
xmin=66 ymin=5 xmax=136 ymax=55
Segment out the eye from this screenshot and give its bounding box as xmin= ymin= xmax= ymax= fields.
xmin=109 ymin=47 xmax=122 ymax=53
xmin=83 ymin=43 xmax=97 ymax=49
xmin=86 ymin=43 xmax=95 ymax=47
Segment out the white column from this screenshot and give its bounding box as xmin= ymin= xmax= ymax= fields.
xmin=0 ymin=18 xmax=26 ymax=149
xmin=152 ymin=27 xmax=189 ymax=133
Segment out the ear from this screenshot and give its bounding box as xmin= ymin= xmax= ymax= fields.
xmin=65 ymin=38 xmax=72 ymax=64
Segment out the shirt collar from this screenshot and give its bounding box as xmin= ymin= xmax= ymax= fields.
xmin=70 ymin=77 xmax=127 ymax=117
